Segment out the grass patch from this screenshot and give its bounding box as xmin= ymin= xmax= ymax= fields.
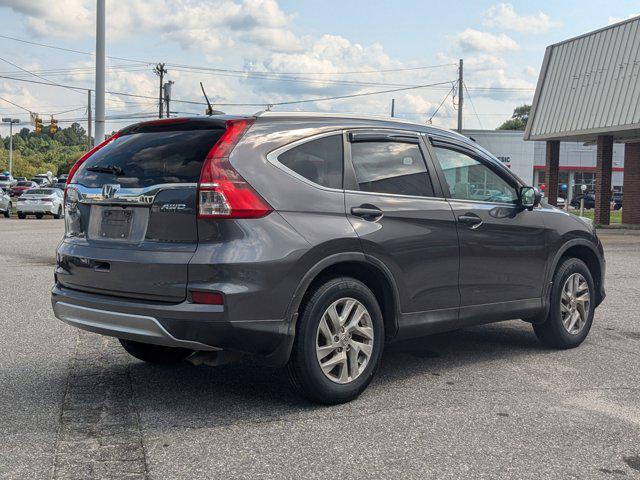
xmin=569 ymin=209 xmax=622 ymax=224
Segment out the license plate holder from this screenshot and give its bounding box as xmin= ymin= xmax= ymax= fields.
xmin=100 ymin=208 xmax=133 ymax=239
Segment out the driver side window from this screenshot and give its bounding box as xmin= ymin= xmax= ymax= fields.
xmin=433 ymin=146 xmax=517 ymax=204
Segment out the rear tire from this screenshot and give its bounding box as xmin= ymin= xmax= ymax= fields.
xmin=119 ymin=339 xmax=193 ymax=364
xmin=17 ymin=212 xmax=26 ymax=219
xmin=53 ymin=206 xmax=62 ymax=219
xmin=3 ymin=204 xmax=10 ymax=218
xmin=35 ymin=213 xmax=43 ymax=219
xmin=533 ymin=258 xmax=595 ymax=349
xmin=287 ymin=277 xmax=384 ymax=405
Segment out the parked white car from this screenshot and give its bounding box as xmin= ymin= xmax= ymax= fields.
xmin=0 ymin=189 xmax=11 ymax=218
xmin=16 ymin=188 xmax=64 ymax=219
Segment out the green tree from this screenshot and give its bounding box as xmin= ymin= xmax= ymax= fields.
xmin=497 ymin=104 xmax=531 ymax=130
xmin=0 ymin=122 xmax=89 ymax=178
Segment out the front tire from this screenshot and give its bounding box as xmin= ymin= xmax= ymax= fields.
xmin=119 ymin=339 xmax=193 ymax=364
xmin=287 ymin=277 xmax=384 ymax=404
xmin=533 ymin=258 xmax=595 ymax=349
xmin=3 ymin=204 xmax=10 ymax=218
xmin=17 ymin=212 xmax=26 ymax=219
xmin=53 ymin=206 xmax=63 ymax=219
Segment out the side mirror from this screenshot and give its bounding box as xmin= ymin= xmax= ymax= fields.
xmin=519 ymin=186 xmax=541 ymax=210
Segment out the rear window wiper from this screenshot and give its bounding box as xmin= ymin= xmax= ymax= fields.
xmin=86 ymin=165 xmax=124 ymax=176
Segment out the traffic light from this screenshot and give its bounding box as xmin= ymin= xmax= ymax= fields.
xmin=34 ymin=116 xmax=42 ymax=134
xmin=50 ymin=118 xmax=58 ymax=134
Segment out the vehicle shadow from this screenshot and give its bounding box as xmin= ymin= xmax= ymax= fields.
xmin=127 ymin=320 xmax=548 ymax=428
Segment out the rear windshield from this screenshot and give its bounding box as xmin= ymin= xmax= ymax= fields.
xmin=73 ymin=128 xmax=224 ymax=188
xmin=26 ymin=189 xmax=55 ymax=195
xmin=16 ymin=181 xmax=32 ymax=186
xmin=0 ymin=176 xmax=9 ymax=181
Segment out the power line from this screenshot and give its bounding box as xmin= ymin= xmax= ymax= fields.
xmin=0 ymin=56 xmax=86 ymax=97
xmin=0 ymin=73 xmax=457 ymax=108
xmin=267 ymin=80 xmax=456 ymax=107
xmin=0 ymin=95 xmax=32 ymax=113
xmin=0 ymin=34 xmax=149 ymax=64
xmin=427 ymin=84 xmax=456 ymax=124
xmin=463 ymin=81 xmax=485 ymax=130
xmin=0 ymin=32 xmax=455 ymax=77
xmin=164 ymin=61 xmax=458 ymax=76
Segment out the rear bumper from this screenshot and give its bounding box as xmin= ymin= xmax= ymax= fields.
xmin=51 ymin=284 xmax=293 ymax=365
xmin=17 ymin=203 xmax=56 ymax=214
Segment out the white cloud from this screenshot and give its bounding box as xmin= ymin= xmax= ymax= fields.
xmin=454 ymin=29 xmax=519 ymax=53
xmin=0 ymin=0 xmax=300 ymax=53
xmin=608 ymin=13 xmax=640 ymax=25
xmin=483 ymin=3 xmax=560 ymax=33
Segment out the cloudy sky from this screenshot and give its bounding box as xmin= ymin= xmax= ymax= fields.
xmin=0 ymin=0 xmax=638 ymax=135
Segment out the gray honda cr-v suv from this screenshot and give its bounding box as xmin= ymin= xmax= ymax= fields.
xmin=52 ymin=112 xmax=605 ymax=404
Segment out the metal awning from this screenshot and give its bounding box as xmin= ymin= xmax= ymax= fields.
xmin=525 ymin=16 xmax=640 ymax=143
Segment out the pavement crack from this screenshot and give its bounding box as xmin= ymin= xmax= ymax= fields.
xmin=50 ymin=331 xmax=147 ymax=480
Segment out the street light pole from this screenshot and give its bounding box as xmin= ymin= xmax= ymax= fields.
xmin=94 ymin=0 xmax=106 ymax=145
xmin=2 ymin=118 xmax=19 ymax=177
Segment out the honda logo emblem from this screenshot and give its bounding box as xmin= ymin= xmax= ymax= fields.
xmin=101 ymin=184 xmax=121 ymax=199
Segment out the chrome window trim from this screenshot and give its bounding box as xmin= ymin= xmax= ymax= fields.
xmin=67 ymin=183 xmax=197 ymax=206
xmin=344 ymin=189 xmax=447 ymax=202
xmin=265 ymin=128 xmax=452 ymax=202
xmin=265 ymin=130 xmax=346 ymax=193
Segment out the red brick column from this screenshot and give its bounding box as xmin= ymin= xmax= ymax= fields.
xmin=545 ymin=141 xmax=560 ymax=206
xmin=594 ymin=135 xmax=613 ymax=225
xmin=622 ymin=143 xmax=640 ymax=225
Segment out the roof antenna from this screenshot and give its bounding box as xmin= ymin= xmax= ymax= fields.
xmin=200 ymin=82 xmax=213 ymax=115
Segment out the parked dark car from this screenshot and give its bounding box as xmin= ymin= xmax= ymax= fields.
xmin=10 ymin=181 xmax=38 ymax=197
xmin=612 ymin=192 xmax=623 ymax=210
xmin=52 ymin=113 xmax=606 ymax=404
xmin=570 ymin=194 xmax=596 ymax=209
xmin=53 ymin=174 xmax=68 ymax=190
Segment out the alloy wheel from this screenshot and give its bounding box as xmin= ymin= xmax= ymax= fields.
xmin=315 ymin=297 xmax=374 ymax=384
xmin=560 ymin=273 xmax=591 ymax=335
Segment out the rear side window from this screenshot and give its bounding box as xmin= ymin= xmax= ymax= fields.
xmin=73 ymin=129 xmax=224 ymax=188
xmin=277 ymin=135 xmax=343 ymax=189
xmin=350 ymin=141 xmax=434 ymax=197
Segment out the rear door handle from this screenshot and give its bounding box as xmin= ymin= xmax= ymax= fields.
xmin=458 ymin=213 xmax=483 ymax=229
xmin=351 ymin=205 xmax=383 ymax=220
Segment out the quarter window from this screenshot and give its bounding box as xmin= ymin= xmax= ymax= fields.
xmin=350 ymin=141 xmax=434 ymax=197
xmin=278 ymin=135 xmax=343 ymax=189
xmin=433 ymin=147 xmax=517 ymax=204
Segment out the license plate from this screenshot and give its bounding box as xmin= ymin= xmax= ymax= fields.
xmin=100 ymin=209 xmax=133 ymax=239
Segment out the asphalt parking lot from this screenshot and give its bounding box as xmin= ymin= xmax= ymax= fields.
xmin=1 ymin=218 xmax=640 ymax=479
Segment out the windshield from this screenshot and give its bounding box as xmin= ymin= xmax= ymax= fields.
xmin=16 ymin=182 xmax=32 ymax=187
xmin=0 ymin=176 xmax=10 ymax=181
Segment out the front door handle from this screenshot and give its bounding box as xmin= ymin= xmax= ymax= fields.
xmin=458 ymin=213 xmax=483 ymax=229
xmin=351 ymin=205 xmax=383 ymax=220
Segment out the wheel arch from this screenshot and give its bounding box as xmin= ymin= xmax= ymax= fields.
xmin=545 ymin=239 xmax=604 ymax=308
xmin=285 ymin=252 xmax=401 ymax=345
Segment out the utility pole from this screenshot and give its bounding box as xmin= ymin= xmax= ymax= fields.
xmin=390 ymin=98 xmax=395 ymax=117
xmin=87 ymin=89 xmax=92 ymax=150
xmin=2 ymin=118 xmax=19 ymax=177
xmin=457 ymin=58 xmax=463 ymax=133
xmin=94 ymin=0 xmax=106 ymax=145
xmin=164 ymin=80 xmax=174 ymax=118
xmin=154 ymin=63 xmax=167 ymax=118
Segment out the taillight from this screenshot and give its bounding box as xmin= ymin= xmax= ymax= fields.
xmin=197 ymin=119 xmax=271 ymax=219
xmin=65 ymin=132 xmax=121 ymax=199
